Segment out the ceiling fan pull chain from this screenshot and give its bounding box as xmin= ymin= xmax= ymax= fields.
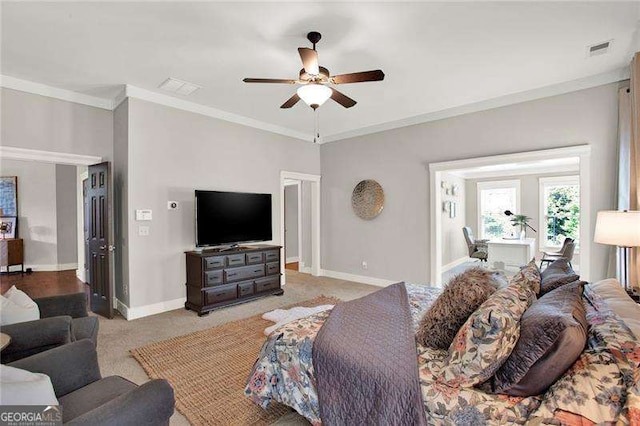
xmin=314 ymin=109 xmax=321 ymax=144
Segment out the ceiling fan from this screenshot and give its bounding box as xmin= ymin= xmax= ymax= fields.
xmin=243 ymin=31 xmax=385 ymax=110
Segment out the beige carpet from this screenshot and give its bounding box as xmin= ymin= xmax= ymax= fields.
xmin=131 ymin=296 xmax=339 ymax=426
xmin=96 ymin=271 xmax=379 ymax=425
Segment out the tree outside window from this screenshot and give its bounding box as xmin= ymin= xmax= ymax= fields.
xmin=540 ymin=177 xmax=580 ymax=248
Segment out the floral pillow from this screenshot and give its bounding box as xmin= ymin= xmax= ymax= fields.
xmin=430 ymin=260 xmax=539 ymax=387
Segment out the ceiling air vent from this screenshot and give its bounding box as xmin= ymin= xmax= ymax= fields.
xmin=587 ymin=40 xmax=612 ymax=57
xmin=158 ymin=78 xmax=201 ymax=96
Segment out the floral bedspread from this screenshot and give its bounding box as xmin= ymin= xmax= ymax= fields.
xmin=245 ymin=284 xmax=640 ymax=425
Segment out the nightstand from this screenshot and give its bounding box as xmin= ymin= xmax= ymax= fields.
xmin=0 ymin=238 xmax=24 ymax=274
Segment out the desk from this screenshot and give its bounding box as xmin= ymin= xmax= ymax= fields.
xmin=487 ymin=238 xmax=536 ymax=271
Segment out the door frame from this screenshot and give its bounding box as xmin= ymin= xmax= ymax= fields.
xmin=428 ymin=145 xmax=591 ymax=286
xmin=280 ymin=171 xmax=321 ymax=284
xmin=283 ymin=179 xmax=303 ymax=267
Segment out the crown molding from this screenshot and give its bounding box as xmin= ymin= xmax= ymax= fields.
xmin=1 ymin=67 xmax=629 ymax=145
xmin=322 ymin=67 xmax=630 ymax=143
xmin=0 ymin=75 xmax=114 ymax=110
xmin=0 ymin=146 xmax=102 ymax=166
xmin=123 ymin=85 xmax=313 ymax=142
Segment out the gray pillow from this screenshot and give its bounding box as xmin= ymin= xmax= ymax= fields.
xmin=540 ymin=258 xmax=579 ymax=296
xmin=491 ymin=280 xmax=587 ymax=396
xmin=416 ymin=268 xmax=504 ymax=349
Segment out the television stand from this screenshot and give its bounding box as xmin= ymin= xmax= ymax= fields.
xmin=184 ymin=244 xmax=283 ymax=316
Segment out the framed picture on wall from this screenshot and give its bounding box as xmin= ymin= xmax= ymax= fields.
xmin=0 ymin=216 xmax=17 ymax=239
xmin=0 ymin=176 xmax=18 ymax=217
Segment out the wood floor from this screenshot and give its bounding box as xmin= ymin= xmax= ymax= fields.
xmin=0 ymin=270 xmax=87 ymax=299
xmin=285 ymin=262 xmax=299 ymax=271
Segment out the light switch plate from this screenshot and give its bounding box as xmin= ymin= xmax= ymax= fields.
xmin=135 ymin=209 xmax=153 ymax=221
xmin=138 ymin=225 xmax=150 ymax=236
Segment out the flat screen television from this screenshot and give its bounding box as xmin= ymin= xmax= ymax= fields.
xmin=195 ymin=190 xmax=272 ymax=247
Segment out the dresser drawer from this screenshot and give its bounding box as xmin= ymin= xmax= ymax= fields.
xmin=204 ymin=270 xmax=223 ymax=286
xmin=238 ymin=281 xmax=255 ymax=297
xmin=225 ymin=264 xmax=265 ymax=283
xmin=266 ymin=262 xmax=280 ymax=275
xmin=255 ymin=276 xmax=280 ymax=293
xmin=226 ymin=254 xmax=246 ymax=267
xmin=204 ymin=256 xmax=225 ymax=270
xmin=205 ymin=284 xmax=237 ymax=305
xmin=246 ymin=252 xmax=264 ymax=265
xmin=264 ymin=250 xmax=279 ymax=262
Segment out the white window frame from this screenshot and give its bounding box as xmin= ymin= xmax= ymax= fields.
xmin=476 ymin=179 xmax=521 ymax=240
xmin=539 ymin=175 xmax=580 ymax=251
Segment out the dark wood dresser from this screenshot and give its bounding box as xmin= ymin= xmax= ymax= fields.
xmin=184 ymin=245 xmax=283 ymax=316
xmin=0 ymin=238 xmax=24 ymax=274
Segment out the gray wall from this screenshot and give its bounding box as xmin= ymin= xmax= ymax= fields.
xmin=0 ymin=159 xmax=77 ymax=269
xmin=284 ymin=185 xmax=299 ymax=260
xmin=1 ymin=88 xmax=114 ymax=160
xmin=126 ymin=98 xmax=320 ymax=308
xmin=441 ymin=172 xmax=467 ymax=266
xmin=320 ymin=83 xmax=621 ymax=284
xmin=55 ymin=164 xmax=78 ymax=264
xmin=113 ymin=100 xmax=129 ymax=305
xmin=301 ymin=181 xmax=313 ymax=268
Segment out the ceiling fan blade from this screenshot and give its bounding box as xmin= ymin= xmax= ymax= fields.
xmin=330 ymin=88 xmax=357 ymax=108
xmin=243 ymin=78 xmax=297 ymax=84
xmin=280 ymin=94 xmax=301 ymax=109
xmin=298 ymin=48 xmax=320 ymax=75
xmin=330 ymin=70 xmax=385 ymax=84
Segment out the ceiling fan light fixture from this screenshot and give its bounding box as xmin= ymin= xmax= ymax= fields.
xmin=297 ymin=84 xmax=332 ymax=109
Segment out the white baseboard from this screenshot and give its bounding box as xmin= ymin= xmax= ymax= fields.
xmin=286 ymin=256 xmax=300 ymax=263
xmin=115 ymin=298 xmax=129 ymax=319
xmin=24 ymin=263 xmax=78 ymax=272
xmin=320 ymin=269 xmax=397 ymax=287
xmin=116 ymin=297 xmax=186 ymax=321
xmin=442 ymin=257 xmax=471 ymax=272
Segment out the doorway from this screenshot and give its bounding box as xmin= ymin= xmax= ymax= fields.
xmin=279 ymin=171 xmax=321 ymax=285
xmin=0 ymin=147 xmax=114 ymax=317
xmin=284 ymin=179 xmax=302 ymax=271
xmin=429 ymin=145 xmax=591 ymax=286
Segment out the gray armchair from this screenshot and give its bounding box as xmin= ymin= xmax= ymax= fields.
xmin=9 ymin=339 xmax=175 ymax=425
xmin=1 ymin=292 xmax=98 ymax=363
xmin=463 ymin=226 xmax=489 ymax=262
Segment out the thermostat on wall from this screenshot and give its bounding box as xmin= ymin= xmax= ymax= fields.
xmin=135 ymin=209 xmax=153 ymax=221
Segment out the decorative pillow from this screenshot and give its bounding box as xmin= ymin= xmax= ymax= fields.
xmin=492 ymin=280 xmax=588 ymax=396
xmin=416 ymin=268 xmax=505 ymax=349
xmin=0 ymin=365 xmax=58 ymax=405
xmin=436 ymin=260 xmax=539 ymax=387
xmin=1 ymin=286 xmax=40 ymax=326
xmin=540 ymin=258 xmax=578 ymax=296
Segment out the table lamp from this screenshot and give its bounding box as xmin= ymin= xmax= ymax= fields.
xmin=594 ymin=210 xmax=640 ymax=293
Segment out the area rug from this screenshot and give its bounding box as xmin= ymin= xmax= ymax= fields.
xmin=131 ymin=296 xmax=340 ymax=426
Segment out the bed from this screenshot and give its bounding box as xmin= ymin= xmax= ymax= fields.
xmin=245 ymin=282 xmax=640 ymax=424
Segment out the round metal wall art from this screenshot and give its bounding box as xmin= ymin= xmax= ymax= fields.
xmin=351 ymin=179 xmax=385 ymax=220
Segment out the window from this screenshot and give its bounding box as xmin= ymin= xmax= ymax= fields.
xmin=539 ymin=176 xmax=580 ymax=249
xmin=477 ymin=180 xmax=521 ymax=240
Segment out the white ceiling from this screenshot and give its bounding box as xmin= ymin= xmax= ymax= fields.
xmin=2 ymin=2 xmax=639 ymax=140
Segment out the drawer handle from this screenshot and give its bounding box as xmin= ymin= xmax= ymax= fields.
xmin=254 ymin=269 xmax=262 ymax=273
xmin=228 ymin=273 xmax=237 ymax=277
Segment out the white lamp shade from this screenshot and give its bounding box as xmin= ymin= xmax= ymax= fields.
xmin=594 ymin=210 xmax=640 ymax=247
xmin=297 ymin=84 xmax=332 ymax=107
